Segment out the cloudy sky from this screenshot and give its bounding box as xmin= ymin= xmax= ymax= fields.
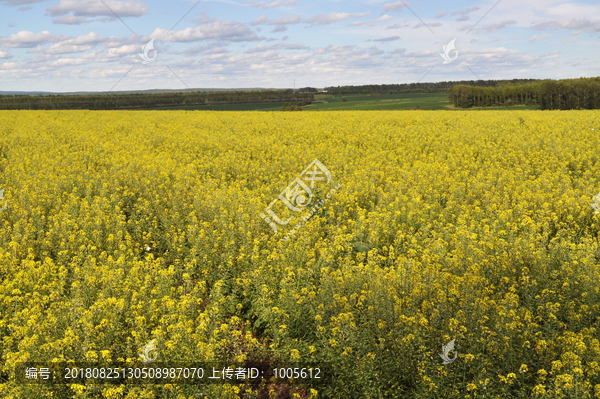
xmin=1 ymin=0 xmax=599 ymax=92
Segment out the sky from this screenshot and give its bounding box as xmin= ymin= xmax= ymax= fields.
xmin=0 ymin=0 xmax=599 ymax=92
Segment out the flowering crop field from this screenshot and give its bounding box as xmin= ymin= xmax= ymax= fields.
xmin=1 ymin=110 xmax=600 ymax=399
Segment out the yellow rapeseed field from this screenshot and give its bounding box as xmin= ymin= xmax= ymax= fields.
xmin=0 ymin=110 xmax=599 ymax=398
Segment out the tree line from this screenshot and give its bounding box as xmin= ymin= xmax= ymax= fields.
xmin=323 ymin=79 xmax=540 ymax=95
xmin=448 ymin=77 xmax=600 ymax=110
xmin=0 ymin=90 xmax=314 ymax=110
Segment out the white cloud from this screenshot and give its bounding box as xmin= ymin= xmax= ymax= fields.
xmin=248 ymin=0 xmax=295 ymax=9
xmin=250 ymin=15 xmax=268 ymax=26
xmin=173 ymin=42 xmax=228 ymax=57
xmin=435 ymin=11 xmax=448 ymax=18
xmin=27 ymin=45 xmax=43 ymax=53
xmin=103 ymin=35 xmax=137 ymax=48
xmin=481 ymin=20 xmax=518 ymax=32
xmin=462 ymin=20 xmax=518 ymax=33
xmin=244 ymin=42 xmax=308 ymax=53
xmin=382 ymin=1 xmax=407 ymax=12
xmin=0 ymin=30 xmax=68 ymax=48
xmin=528 ymin=33 xmax=551 ymax=43
xmin=47 ymin=0 xmax=149 ymax=24
xmin=52 ymin=15 xmax=88 ymax=25
xmin=531 ymin=18 xmax=600 ymax=34
xmin=349 ymin=15 xmax=392 ymax=27
xmin=305 ymin=12 xmax=369 ymax=26
xmin=369 ymin=36 xmax=400 ymax=42
xmin=146 ymin=21 xmax=262 ymax=43
xmin=313 ymin=44 xmax=353 ymax=55
xmin=282 ymin=42 xmax=308 ymax=50
xmin=104 ymin=44 xmax=139 ymax=57
xmin=451 ymin=6 xmax=480 ymax=16
xmin=272 ymin=25 xmax=287 ymax=33
xmin=385 ymin=19 xmax=411 ymax=29
xmin=45 ymin=32 xmax=105 ymax=54
xmin=0 ymin=49 xmax=13 ymax=58
xmin=0 ymin=0 xmax=48 ymax=5
xmin=251 ymin=14 xmax=301 ymax=26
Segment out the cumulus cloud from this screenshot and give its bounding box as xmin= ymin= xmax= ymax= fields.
xmin=0 ymin=0 xmax=48 ymax=5
xmin=0 ymin=30 xmax=68 ymax=48
xmin=349 ymin=15 xmax=392 ymax=26
xmin=369 ymin=35 xmax=400 ymax=42
xmin=451 ymin=6 xmax=480 ymax=16
xmin=145 ymin=21 xmax=262 ymax=43
xmin=103 ymin=44 xmax=139 ymax=57
xmin=435 ymin=11 xmax=448 ymax=18
xmin=272 ymin=25 xmax=287 ymax=33
xmin=53 ymin=15 xmax=88 ymax=25
xmin=250 ymin=15 xmax=268 ymax=25
xmin=244 ymin=42 xmax=308 ymax=53
xmin=103 ymin=35 xmax=138 ymax=49
xmin=0 ymin=49 xmax=13 ymax=58
xmin=269 ymin=15 xmax=301 ymax=24
xmin=44 ymin=32 xmax=105 ymax=54
xmin=313 ymin=44 xmax=354 ymax=54
xmin=173 ymin=42 xmax=228 ymax=57
xmin=475 ymin=20 xmax=518 ymax=33
xmin=531 ymin=18 xmax=600 ymax=34
xmin=248 ymin=0 xmax=295 ymax=9
xmin=251 ymin=14 xmax=301 ymax=26
xmin=385 ymin=19 xmax=411 ymax=29
xmin=382 ymin=1 xmax=409 ymax=12
xmin=47 ymin=0 xmax=149 ymax=24
xmin=27 ymin=44 xmax=44 ymax=53
xmin=528 ymin=33 xmax=551 ymax=43
xmin=304 ymin=12 xmax=369 ymax=26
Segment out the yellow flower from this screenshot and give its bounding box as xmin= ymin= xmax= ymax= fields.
xmin=519 ymin=364 xmax=528 ymax=374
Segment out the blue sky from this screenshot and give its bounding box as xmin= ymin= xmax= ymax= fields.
xmin=1 ymin=0 xmax=599 ymax=92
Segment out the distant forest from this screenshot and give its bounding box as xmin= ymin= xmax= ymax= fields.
xmin=449 ymin=77 xmax=600 ymax=110
xmin=317 ymin=79 xmax=541 ymax=94
xmin=0 ymin=90 xmax=313 ymax=110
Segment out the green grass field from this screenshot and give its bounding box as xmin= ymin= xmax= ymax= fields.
xmin=308 ymin=93 xmax=449 ymax=110
xmin=139 ymin=93 xmax=541 ymax=111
